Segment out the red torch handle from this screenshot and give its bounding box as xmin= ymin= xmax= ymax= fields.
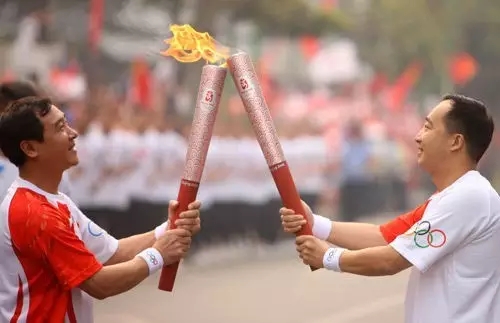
xmin=270 ymin=162 xmax=313 ymax=236
xmin=157 ymin=179 xmax=199 ymax=292
xmin=270 ymin=161 xmax=318 ymax=271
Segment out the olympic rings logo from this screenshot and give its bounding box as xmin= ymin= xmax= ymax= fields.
xmin=404 ymin=221 xmax=447 ymax=249
xmin=146 ymin=251 xmax=159 ymax=266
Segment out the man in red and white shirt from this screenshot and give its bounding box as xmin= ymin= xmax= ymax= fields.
xmin=281 ymin=94 xmax=500 ymax=323
xmin=0 ymin=97 xmax=201 ymax=322
xmin=0 ymin=81 xmax=74 ymax=201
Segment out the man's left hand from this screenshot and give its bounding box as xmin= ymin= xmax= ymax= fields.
xmin=296 ymin=235 xmax=330 ymax=268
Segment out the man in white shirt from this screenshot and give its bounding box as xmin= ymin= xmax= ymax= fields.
xmin=280 ymin=94 xmax=500 ymax=323
xmin=0 ymin=97 xmax=201 ymax=322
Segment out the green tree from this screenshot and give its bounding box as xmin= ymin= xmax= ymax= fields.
xmin=229 ymin=0 xmax=349 ymax=36
xmin=351 ymin=0 xmax=473 ymax=96
xmin=351 ymin=0 xmax=500 ymax=109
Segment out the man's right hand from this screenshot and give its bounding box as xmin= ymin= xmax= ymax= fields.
xmin=280 ymin=200 xmax=314 ymax=234
xmin=152 ymin=228 xmax=192 ymax=265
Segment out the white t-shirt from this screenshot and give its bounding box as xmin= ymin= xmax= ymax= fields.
xmin=147 ymin=130 xmax=187 ymax=203
xmin=0 ymin=178 xmax=118 ymax=323
xmin=91 ymin=128 xmax=134 ymax=210
xmin=128 ymin=129 xmax=160 ymax=201
xmin=391 ymin=170 xmax=500 ymax=323
xmin=66 ymin=131 xmax=101 ymax=207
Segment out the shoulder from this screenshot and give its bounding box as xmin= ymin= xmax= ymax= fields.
xmin=7 ymin=189 xmax=69 ymax=238
xmin=430 ymin=173 xmax=490 ymax=217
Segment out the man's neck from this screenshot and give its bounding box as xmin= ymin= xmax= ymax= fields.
xmin=431 ymin=162 xmax=475 ymax=192
xmin=19 ymin=165 xmax=62 ymax=195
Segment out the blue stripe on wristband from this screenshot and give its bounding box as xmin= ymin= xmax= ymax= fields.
xmin=137 ymin=248 xmax=164 ymax=275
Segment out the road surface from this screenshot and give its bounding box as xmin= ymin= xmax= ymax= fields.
xmin=94 ymin=238 xmax=409 ymax=323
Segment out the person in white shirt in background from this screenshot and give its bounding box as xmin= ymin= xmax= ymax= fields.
xmin=280 ymin=94 xmax=500 ymax=323
xmin=0 ymin=81 xmax=74 ymax=201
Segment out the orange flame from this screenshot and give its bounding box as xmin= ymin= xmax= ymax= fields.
xmin=161 ymin=24 xmax=230 ymax=67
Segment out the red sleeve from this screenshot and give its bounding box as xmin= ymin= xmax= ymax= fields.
xmin=22 ymin=203 xmax=103 ymax=290
xmin=379 ymin=200 xmax=430 ymax=243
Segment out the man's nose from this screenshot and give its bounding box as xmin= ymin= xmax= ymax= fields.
xmin=68 ymin=126 xmax=79 ymax=139
xmin=414 ymin=129 xmax=422 ymax=143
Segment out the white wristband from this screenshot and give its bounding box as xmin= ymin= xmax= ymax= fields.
xmin=136 ymin=248 xmax=164 ymax=275
xmin=154 ymin=221 xmax=169 ymax=240
xmin=312 ymin=214 xmax=332 ymax=240
xmin=323 ymin=247 xmax=346 ymax=272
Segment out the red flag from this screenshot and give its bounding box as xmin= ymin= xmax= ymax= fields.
xmin=89 ymin=0 xmax=104 ymax=53
xmin=387 ymin=61 xmax=422 ymax=112
xmin=449 ymin=52 xmax=478 ymax=86
xmin=130 ymin=58 xmax=152 ymax=109
xmin=299 ymin=36 xmax=320 ymax=61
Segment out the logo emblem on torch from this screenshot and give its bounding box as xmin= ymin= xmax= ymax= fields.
xmin=204 ymin=90 xmax=214 ymax=103
xmin=201 ymin=89 xmax=218 ymax=110
xmin=239 ymin=78 xmax=249 ymax=90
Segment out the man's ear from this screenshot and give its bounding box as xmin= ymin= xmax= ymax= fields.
xmin=20 ymin=140 xmax=39 ymax=159
xmin=450 ymin=133 xmax=465 ymax=153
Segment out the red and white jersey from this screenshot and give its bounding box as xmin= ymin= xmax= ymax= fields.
xmin=380 ymin=171 xmax=500 ymax=323
xmin=0 ymin=178 xmax=118 ymax=323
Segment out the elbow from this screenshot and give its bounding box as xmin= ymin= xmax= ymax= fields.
xmin=84 ymin=287 xmax=110 ymax=300
xmin=79 ymin=276 xmax=116 ymax=300
xmin=382 ymin=259 xmax=405 ymax=276
xmin=91 ymin=291 xmax=108 ymax=301
xmin=383 ymin=265 xmax=401 ymax=276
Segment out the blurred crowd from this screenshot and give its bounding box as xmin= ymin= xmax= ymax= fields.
xmin=0 ymin=70 xmax=425 ymax=247
xmin=2 ymin=1 xmax=500 ymax=249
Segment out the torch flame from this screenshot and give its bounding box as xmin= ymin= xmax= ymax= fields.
xmin=161 ymin=24 xmax=230 ymax=67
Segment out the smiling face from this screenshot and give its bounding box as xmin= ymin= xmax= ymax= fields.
xmin=414 ymin=99 xmax=458 ymax=172
xmin=21 ymin=105 xmax=79 ymax=171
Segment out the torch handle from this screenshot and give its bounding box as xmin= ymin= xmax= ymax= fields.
xmin=157 ymin=179 xmax=199 ymax=292
xmin=270 ymin=161 xmax=318 ymax=271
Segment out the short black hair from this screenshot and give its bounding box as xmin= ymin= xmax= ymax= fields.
xmin=442 ymin=94 xmax=494 ymax=163
xmin=0 ymin=81 xmax=39 ymax=112
xmin=0 ymin=97 xmax=52 ymax=167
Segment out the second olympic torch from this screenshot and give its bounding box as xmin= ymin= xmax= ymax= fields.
xmin=227 ymin=52 xmax=316 ymax=270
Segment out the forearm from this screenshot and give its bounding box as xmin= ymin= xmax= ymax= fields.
xmin=327 ymin=221 xmax=387 ymax=250
xmin=82 ymin=257 xmax=150 ymax=299
xmin=105 ymin=231 xmax=156 ymax=265
xmin=337 ymin=246 xmax=398 ymax=276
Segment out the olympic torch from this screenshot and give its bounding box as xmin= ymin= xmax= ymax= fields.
xmin=227 ymin=52 xmax=317 ymax=270
xmin=157 ymin=25 xmax=228 ymax=292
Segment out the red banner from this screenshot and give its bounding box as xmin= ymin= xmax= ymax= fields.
xmin=89 ymin=0 xmax=104 ymax=53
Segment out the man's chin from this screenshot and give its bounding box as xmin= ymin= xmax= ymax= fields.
xmin=66 ymin=157 xmax=79 ymax=169
xmin=416 ymin=155 xmax=426 ymax=168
